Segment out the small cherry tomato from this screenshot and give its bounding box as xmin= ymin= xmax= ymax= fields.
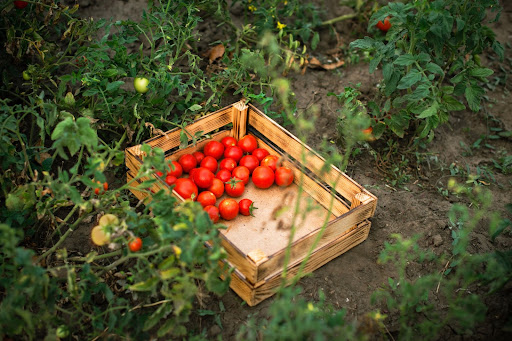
xmin=238 ymin=135 xmax=258 ymax=153
xmin=178 ymin=154 xmax=197 ymax=173
xmin=252 ymin=148 xmax=270 ymax=162
xmin=14 ymin=1 xmax=28 ymax=9
xmin=221 ymin=136 xmax=237 ymax=148
xmin=167 ymin=160 xmax=183 ymax=178
xmin=103 ymin=182 xmax=109 ymax=191
xmin=192 ymin=151 xmax=205 ymax=164
xmin=239 ymin=199 xmax=257 ymax=216
xmin=232 ymin=166 xmax=250 ymax=185
xmin=225 ymin=177 xmax=245 ymax=197
xmin=376 ymin=16 xmax=391 ymax=32
xmin=197 ymin=191 xmax=217 ymax=208
xmin=91 ymin=225 xmax=110 ymax=246
xmin=219 ymin=198 xmax=239 ymax=220
xmin=155 ymin=170 xmax=164 ymax=178
xmin=252 ymin=166 xmax=275 ymax=189
xmin=239 ymin=155 xmax=259 ymax=174
xmin=207 ymin=178 xmax=225 ymax=198
xmin=200 ymin=155 xmax=218 ymax=173
xmin=275 ymin=167 xmax=294 ymax=187
xmin=134 ymin=77 xmax=150 ymax=94
xmin=219 ymin=158 xmax=237 ymax=172
xmin=129 ymin=237 xmax=143 ymax=252
xmin=260 ymin=155 xmax=279 ymax=172
xmin=204 ymin=205 xmax=220 ymax=223
xmin=203 ymin=140 xmax=225 ymax=160
xmin=216 ymin=169 xmax=232 ymax=183
xmin=165 ymin=175 xmax=177 ymax=186
xmin=224 ymin=146 xmax=243 ymax=162
xmin=174 ymin=178 xmax=198 ymax=200
xmin=193 ymin=167 xmax=215 ymax=189
xmin=22 ymin=70 xmax=30 ymax=81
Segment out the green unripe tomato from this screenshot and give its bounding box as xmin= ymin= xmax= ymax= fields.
xmin=22 ymin=70 xmax=30 ymax=81
xmin=133 ymin=77 xmax=149 ymax=94
xmin=56 ymin=325 xmax=70 ymax=338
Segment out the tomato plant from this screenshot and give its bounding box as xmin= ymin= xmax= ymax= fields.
xmin=224 ymin=146 xmax=243 ymax=162
xmin=178 ymin=154 xmax=198 ymax=173
xmin=174 ymin=178 xmax=198 ymax=200
xmin=204 ymin=140 xmax=225 ymax=160
xmin=252 ymin=166 xmax=275 ymax=189
xmin=200 ymin=155 xmax=218 ymax=173
xmin=239 ymin=155 xmax=260 ymax=174
xmin=192 ymin=167 xmax=215 ymax=188
xmin=207 ymin=178 xmax=225 ymax=198
xmin=219 ymin=198 xmax=239 ymax=220
xmin=197 ymin=191 xmax=217 ymax=208
xmin=232 ymin=166 xmax=250 ymax=185
xmin=238 ymin=135 xmax=258 ymax=153
xmin=275 ymin=167 xmax=294 ymax=187
xmin=239 ymin=199 xmax=257 ymax=216
xmin=225 ymin=178 xmax=245 ymax=197
xmin=128 ymin=237 xmax=143 ymax=252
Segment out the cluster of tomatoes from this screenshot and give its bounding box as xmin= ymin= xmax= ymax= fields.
xmin=156 ymin=134 xmax=294 ymax=222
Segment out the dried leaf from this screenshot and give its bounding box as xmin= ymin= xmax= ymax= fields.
xmin=144 ymin=122 xmax=168 ymax=139
xmin=206 ymin=44 xmax=225 ymax=63
xmin=308 ymin=56 xmax=345 ymax=70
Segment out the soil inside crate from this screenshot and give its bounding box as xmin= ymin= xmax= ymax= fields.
xmin=220 ymin=181 xmax=335 ymax=257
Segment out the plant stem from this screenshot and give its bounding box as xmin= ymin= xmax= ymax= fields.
xmin=321 ymin=13 xmax=357 ymax=26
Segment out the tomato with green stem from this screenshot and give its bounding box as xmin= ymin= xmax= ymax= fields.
xmin=239 ymin=199 xmax=257 ymax=216
xmin=225 ymin=177 xmax=245 ymax=197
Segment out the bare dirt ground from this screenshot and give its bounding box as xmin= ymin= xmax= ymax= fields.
xmin=73 ymin=0 xmax=512 ymax=339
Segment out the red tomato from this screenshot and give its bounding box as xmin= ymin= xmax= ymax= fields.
xmin=275 ymin=167 xmax=294 ymax=187
xmin=252 ymin=166 xmax=274 ymax=189
xmin=174 ymin=178 xmax=198 ymax=200
xmin=103 ymin=182 xmax=109 ymax=191
xmin=178 ymin=154 xmax=197 ymax=173
xmin=216 ymin=169 xmax=232 ymax=183
xmin=155 ymin=170 xmax=164 ymax=178
xmin=239 ymin=199 xmax=257 ymax=216
xmin=260 ymin=155 xmax=279 ymax=172
xmin=376 ymin=16 xmax=391 ymax=32
xmin=239 ymin=155 xmax=259 ymax=174
xmin=192 ymin=151 xmax=205 ymax=164
xmin=188 ymin=168 xmax=198 ymax=182
xmin=203 ymin=140 xmax=225 ymax=160
xmin=225 ymin=178 xmax=245 ymax=197
xmin=200 ymin=155 xmax=218 ymax=173
xmin=204 ymin=205 xmax=220 ymax=223
xmin=238 ymin=135 xmax=258 ymax=153
xmin=219 ymin=158 xmax=237 ymax=172
xmin=167 ymin=160 xmax=183 ymax=178
xmin=128 ymin=237 xmax=143 ymax=252
xmin=207 ymin=178 xmax=225 ymax=198
xmin=165 ymin=175 xmax=177 ymax=186
xmin=252 ymin=148 xmax=270 ymax=162
xmin=193 ymin=167 xmax=215 ymax=189
xmin=221 ymin=136 xmax=237 ymax=148
xmin=14 ymin=1 xmax=28 ymax=9
xmin=219 ymin=198 xmax=239 ymax=220
xmin=224 ymin=146 xmax=243 ymax=162
xmin=232 ymin=166 xmax=250 ymax=185
xmin=197 ymin=191 xmax=217 ymax=208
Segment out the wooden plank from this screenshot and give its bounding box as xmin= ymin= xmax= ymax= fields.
xmin=247 ymin=105 xmax=371 ymax=203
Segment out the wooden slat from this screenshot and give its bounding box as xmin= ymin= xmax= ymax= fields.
xmin=247 ymin=105 xmax=371 ymax=203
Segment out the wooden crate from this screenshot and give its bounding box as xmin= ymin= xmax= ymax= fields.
xmin=125 ymin=100 xmax=377 ymax=306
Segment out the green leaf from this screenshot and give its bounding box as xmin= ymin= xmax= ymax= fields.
xmin=129 ymin=276 xmax=159 ymax=292
xmin=492 ymin=41 xmax=504 ymax=61
xmin=465 ymin=84 xmax=485 ymax=112
xmin=179 ymin=130 xmax=188 ymax=149
xmin=426 ymin=62 xmax=444 ymax=75
xmin=311 ymin=31 xmax=320 ymax=50
xmin=417 ymin=53 xmax=431 ymax=63
xmin=82 ymin=88 xmax=99 ymax=97
xmin=442 ymin=95 xmax=465 ymax=111
xmin=397 ymin=69 xmax=422 ymax=89
xmin=188 ymin=104 xmax=202 ymax=112
xmin=417 ymin=102 xmax=438 ymax=119
xmin=349 ymin=36 xmax=376 ymax=50
xmin=106 ymin=81 xmax=124 ymax=91
xmin=385 ymin=71 xmax=400 ymax=96
xmin=382 ymin=63 xmax=393 ymax=82
xmin=369 ymin=54 xmax=383 ymax=74
xmin=394 ymin=54 xmax=416 ymax=66
xmin=469 ymin=67 xmax=494 ymax=78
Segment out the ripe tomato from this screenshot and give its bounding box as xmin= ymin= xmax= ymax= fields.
xmin=167 ymin=160 xmax=183 ymax=177
xmin=192 ymin=151 xmax=205 ymax=164
xmin=239 ymin=155 xmax=259 ymax=174
xmin=203 ymin=140 xmax=225 ymax=160
xmin=94 ymin=181 xmax=108 ymax=195
xmin=376 ymin=16 xmax=391 ymax=32
xmin=165 ymin=175 xmax=177 ymax=186
xmin=232 ymin=166 xmax=250 ymax=185
xmin=188 ymin=168 xmax=198 ymax=182
xmin=14 ymin=1 xmax=28 ymax=9
xmin=216 ymin=169 xmax=231 ymax=183
xmin=155 ymin=170 xmax=164 ymax=178
xmin=129 ymin=237 xmax=143 ymax=252
xmin=197 ymin=191 xmax=217 ymax=208
xmin=219 ymin=198 xmax=239 ymax=220
xmin=174 ymin=178 xmax=198 ymax=200
xmin=238 ymin=135 xmax=258 ymax=153
xmin=239 ymin=199 xmax=257 ymax=216
xmin=200 ymin=155 xmax=218 ymax=173
xmin=221 ymin=136 xmax=237 ymax=148
xmin=252 ymin=166 xmax=274 ymax=189
xmin=260 ymin=155 xmax=279 ymax=172
xmin=275 ymin=167 xmax=294 ymax=187
xmin=204 ymin=205 xmax=220 ymax=223
xmin=219 ymin=158 xmax=237 ymax=172
xmin=134 ymin=77 xmax=149 ymax=93
xmin=224 ymin=146 xmax=243 ymax=162
xmin=193 ymin=167 xmax=215 ymax=188
xmin=207 ymin=178 xmax=225 ymax=198
xmin=178 ymin=154 xmax=197 ymax=173
xmin=103 ymin=182 xmax=109 ymax=191
xmin=252 ymin=148 xmax=270 ymax=162
xmin=225 ymin=178 xmax=245 ymax=197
